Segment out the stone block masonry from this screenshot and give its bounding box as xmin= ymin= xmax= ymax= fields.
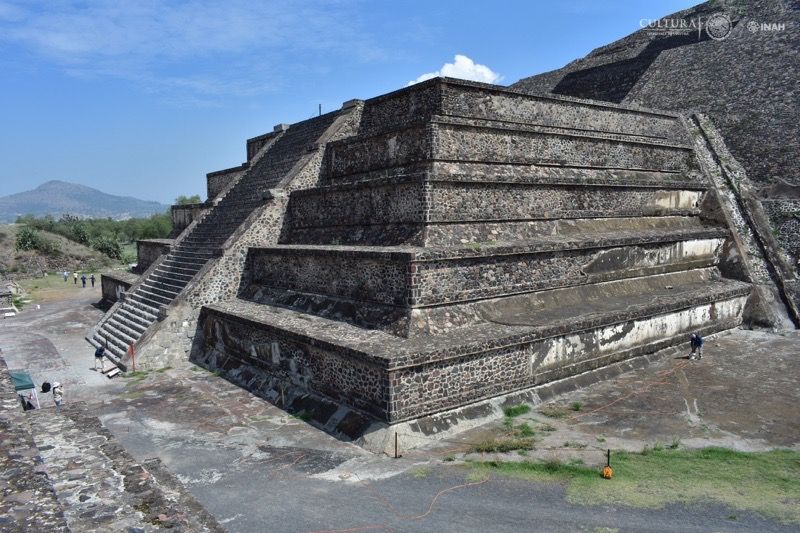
xmin=89 ymin=77 xmax=765 ymax=432
xmin=100 ymin=271 xmax=138 ymax=304
xmin=185 ymin=78 xmax=760 ymax=428
xmin=200 ymin=272 xmax=748 ymax=422
xmin=134 ymin=238 xmax=173 ymax=273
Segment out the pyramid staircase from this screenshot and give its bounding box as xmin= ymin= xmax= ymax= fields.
xmin=195 ymin=79 xmax=752 ymax=424
xmin=90 ymin=111 xmax=342 ymax=367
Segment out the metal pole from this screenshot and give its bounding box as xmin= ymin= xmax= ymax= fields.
xmin=318 ymin=103 xmax=322 ymax=116
xmin=607 ymin=449 xmax=611 ymax=467
xmin=394 ymin=432 xmax=398 ymax=458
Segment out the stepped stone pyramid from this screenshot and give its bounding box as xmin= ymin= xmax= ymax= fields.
xmin=95 ymin=78 xmax=756 ymax=428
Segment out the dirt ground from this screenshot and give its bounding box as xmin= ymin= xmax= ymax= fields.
xmin=1 ymin=285 xmax=799 ymax=532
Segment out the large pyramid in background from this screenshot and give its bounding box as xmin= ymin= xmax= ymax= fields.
xmin=512 ymin=0 xmax=799 ymax=190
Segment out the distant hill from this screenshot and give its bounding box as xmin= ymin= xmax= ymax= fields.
xmin=0 ymin=180 xmax=170 ymax=222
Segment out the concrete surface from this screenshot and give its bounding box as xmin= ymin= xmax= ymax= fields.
xmin=1 ymin=288 xmax=799 ymax=532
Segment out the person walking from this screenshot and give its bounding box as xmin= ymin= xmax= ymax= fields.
xmin=52 ymin=382 xmax=64 ymax=412
xmin=73 ymin=272 xmax=78 ymax=285
xmin=81 ymin=274 xmax=87 ymax=288
xmin=94 ymin=345 xmax=106 ymax=372
xmin=63 ymin=271 xmax=68 ymax=282
xmin=90 ymin=274 xmax=96 ymax=288
xmin=690 ymin=333 xmax=704 ymax=360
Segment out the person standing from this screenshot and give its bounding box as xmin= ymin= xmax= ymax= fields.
xmin=63 ymin=271 xmax=68 ymax=282
xmin=81 ymin=274 xmax=87 ymax=288
xmin=94 ymin=345 xmax=106 ymax=372
xmin=52 ymin=382 xmax=64 ymax=412
xmin=90 ymin=274 xmax=96 ymax=288
xmin=690 ymin=333 xmax=704 ymax=360
xmin=73 ymin=272 xmax=78 ymax=285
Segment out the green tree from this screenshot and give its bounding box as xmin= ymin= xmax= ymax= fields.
xmin=91 ymin=235 xmax=122 ymax=260
xmin=175 ymin=194 xmax=202 ymax=205
xmin=15 ymin=226 xmax=61 ymax=255
xmin=15 ymin=226 xmax=41 ymax=251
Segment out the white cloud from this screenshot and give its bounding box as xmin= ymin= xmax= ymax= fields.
xmin=408 ymin=54 xmax=502 ymax=86
xmin=0 ymin=0 xmax=384 ymax=102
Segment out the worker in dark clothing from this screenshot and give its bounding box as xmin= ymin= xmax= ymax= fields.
xmin=690 ymin=333 xmax=704 ymax=360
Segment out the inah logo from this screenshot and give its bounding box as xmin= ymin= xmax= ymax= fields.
xmin=747 ymin=20 xmax=787 ymax=33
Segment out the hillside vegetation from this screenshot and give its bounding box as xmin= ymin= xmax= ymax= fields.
xmin=0 ymin=224 xmax=117 ymax=279
xmin=16 ymin=213 xmax=172 ymax=262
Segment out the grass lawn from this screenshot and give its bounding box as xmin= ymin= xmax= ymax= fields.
xmin=18 ymin=271 xmax=101 ymax=302
xmin=470 ymin=447 xmax=800 ymax=523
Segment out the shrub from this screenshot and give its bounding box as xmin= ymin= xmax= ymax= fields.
xmin=15 ymin=226 xmax=60 ymax=255
xmin=175 ymin=194 xmax=202 ymax=205
xmin=503 ymin=404 xmax=531 ymax=418
xmin=91 ymin=236 xmax=122 ymax=260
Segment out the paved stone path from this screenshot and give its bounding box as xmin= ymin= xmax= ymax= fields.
xmin=27 ymin=403 xmax=224 ymax=532
xmin=3 ymin=290 xmax=800 ymax=531
xmin=0 ymin=361 xmax=68 ymax=532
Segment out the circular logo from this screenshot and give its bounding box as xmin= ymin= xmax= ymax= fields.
xmin=747 ymin=20 xmax=759 ymax=33
xmin=706 ymin=13 xmax=733 ymax=40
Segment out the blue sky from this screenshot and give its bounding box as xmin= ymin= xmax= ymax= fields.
xmin=0 ymin=0 xmax=697 ymax=204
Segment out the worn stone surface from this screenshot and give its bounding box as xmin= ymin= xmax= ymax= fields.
xmin=0 ymin=359 xmax=68 ymax=532
xmin=511 ymin=0 xmax=799 ymax=323
xmin=4 ymin=290 xmax=800 ymax=531
xmin=100 ymin=271 xmax=138 ymax=304
xmin=91 ymin=78 xmax=772 ymax=429
xmin=0 ymin=338 xmax=223 ymax=531
xmin=26 ymin=404 xmax=225 ymax=532
xmin=135 ymin=239 xmax=173 ymax=274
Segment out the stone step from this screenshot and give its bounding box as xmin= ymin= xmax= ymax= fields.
xmin=147 ymin=273 xmax=189 ymax=290
xmin=251 ymin=226 xmax=729 ymax=308
xmin=119 ymin=302 xmax=157 ymax=324
xmin=156 ymin=261 xmax=201 ymax=275
xmin=0 ymin=360 xmax=70 ymax=530
xmin=141 ymin=281 xmax=182 ymax=300
xmin=327 ymin=120 xmax=697 ymax=183
xmin=93 ymin=329 xmax=131 ymax=355
xmin=171 ymin=248 xmax=215 ymax=258
xmin=107 ymin=314 xmax=147 ymax=338
xmin=354 ymin=78 xmax=687 ymax=145
xmin=153 ymin=266 xmax=195 ymax=282
xmin=100 ymin=320 xmax=139 ymax=347
xmin=166 ymin=253 xmax=209 ymax=266
xmin=176 ymin=240 xmax=224 ymax=250
xmin=90 ymin=334 xmax=126 ymax=361
xmin=288 ymin=175 xmax=706 ymax=237
xmin=128 ymin=291 xmax=167 ymax=311
xmin=121 ymin=300 xmax=159 ymax=321
xmin=133 ymin=287 xmax=172 ymax=306
xmin=26 ymin=406 xmax=224 ymax=532
xmin=203 ymin=270 xmax=750 ymax=422
xmin=290 ymin=214 xmax=714 ymax=247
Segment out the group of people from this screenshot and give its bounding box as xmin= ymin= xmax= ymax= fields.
xmin=28 ymin=381 xmax=64 ymax=412
xmin=63 ymin=271 xmax=96 ymax=288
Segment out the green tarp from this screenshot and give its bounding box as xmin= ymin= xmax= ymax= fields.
xmin=9 ymin=371 xmax=35 ymax=391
